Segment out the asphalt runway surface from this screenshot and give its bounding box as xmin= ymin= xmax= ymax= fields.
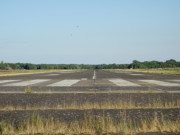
xmin=0 ymin=93 xmax=179 ymax=108
xmin=0 ymin=70 xmax=180 ymax=93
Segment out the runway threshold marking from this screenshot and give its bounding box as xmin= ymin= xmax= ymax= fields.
xmin=60 ymin=71 xmax=78 ymax=74
xmin=81 ymin=78 xmax=87 ymax=80
xmin=48 ymin=79 xmax=80 ymax=87
xmin=169 ymin=80 xmax=180 ymax=83
xmin=139 ymin=80 xmax=180 ymax=86
xmin=109 ymin=79 xmax=140 ymax=86
xmin=3 ymin=79 xmax=50 ymax=86
xmin=95 ymin=83 xmax=113 ymax=84
xmin=0 ymin=80 xmax=20 ymax=84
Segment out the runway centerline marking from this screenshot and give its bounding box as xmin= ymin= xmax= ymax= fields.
xmin=0 ymin=80 xmax=20 ymax=84
xmin=3 ymin=79 xmax=50 ymax=86
xmin=92 ymin=70 xmax=96 ymax=80
xmin=48 ymin=79 xmax=80 ymax=87
xmin=139 ymin=80 xmax=180 ymax=86
xmin=109 ymin=79 xmax=140 ymax=86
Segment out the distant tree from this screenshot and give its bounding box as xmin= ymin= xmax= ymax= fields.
xmin=0 ymin=61 xmax=8 ymax=70
xmin=165 ymin=59 xmax=177 ymax=68
xmin=24 ymin=64 xmax=37 ymax=70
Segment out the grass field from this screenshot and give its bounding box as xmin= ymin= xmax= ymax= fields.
xmin=0 ymin=69 xmax=80 ymax=76
xmin=109 ymin=68 xmax=180 ymax=75
xmin=0 ymin=113 xmax=179 ymax=135
xmin=1 ymin=99 xmax=180 ymax=111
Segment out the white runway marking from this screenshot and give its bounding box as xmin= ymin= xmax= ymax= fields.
xmin=60 ymin=71 xmax=77 ymax=74
xmin=130 ymin=74 xmax=144 ymax=76
xmin=81 ymin=78 xmax=87 ymax=80
xmin=109 ymin=79 xmax=140 ymax=86
xmin=93 ymin=71 xmax=96 ymax=80
xmin=3 ymin=79 xmax=50 ymax=86
xmin=48 ymin=79 xmax=80 ymax=87
xmin=169 ymin=80 xmax=180 ymax=83
xmin=139 ymin=80 xmax=180 ymax=86
xmin=0 ymin=80 xmax=20 ymax=84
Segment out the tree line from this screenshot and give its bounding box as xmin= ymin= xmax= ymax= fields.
xmin=129 ymin=59 xmax=180 ymax=69
xmin=0 ymin=59 xmax=180 ymax=70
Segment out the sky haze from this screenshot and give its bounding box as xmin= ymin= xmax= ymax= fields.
xmin=0 ymin=0 xmax=180 ymax=64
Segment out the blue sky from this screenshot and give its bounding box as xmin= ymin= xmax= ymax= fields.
xmin=0 ymin=0 xmax=180 ymax=64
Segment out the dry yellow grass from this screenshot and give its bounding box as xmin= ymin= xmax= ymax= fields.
xmin=1 ymin=100 xmax=180 ymax=111
xmin=108 ymin=68 xmax=180 ymax=75
xmin=0 ymin=69 xmax=80 ymax=76
xmin=0 ymin=113 xmax=180 ymax=134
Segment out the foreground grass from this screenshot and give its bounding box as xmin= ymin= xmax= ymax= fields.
xmin=0 ymin=113 xmax=179 ymax=135
xmin=109 ymin=68 xmax=180 ymax=75
xmin=0 ymin=69 xmax=80 ymax=76
xmin=1 ymin=99 xmax=180 ymax=111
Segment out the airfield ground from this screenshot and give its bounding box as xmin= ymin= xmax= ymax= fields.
xmin=0 ymin=70 xmax=180 ymax=92
xmin=0 ymin=70 xmax=180 ymax=134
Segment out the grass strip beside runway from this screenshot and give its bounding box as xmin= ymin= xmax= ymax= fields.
xmin=109 ymin=68 xmax=180 ymax=75
xmin=0 ymin=112 xmax=180 ymax=135
xmin=0 ymin=69 xmax=80 ymax=76
xmin=1 ymin=99 xmax=180 ymax=111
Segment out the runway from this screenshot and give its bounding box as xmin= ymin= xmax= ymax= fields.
xmin=0 ymin=70 xmax=180 ymax=93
